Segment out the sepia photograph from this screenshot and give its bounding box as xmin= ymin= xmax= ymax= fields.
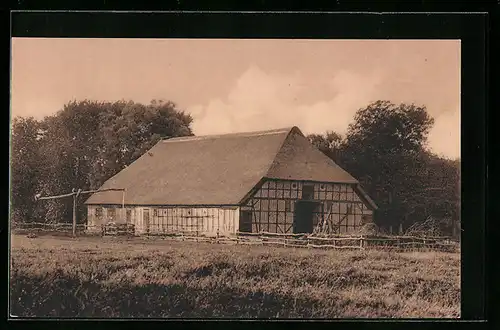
xmin=9 ymin=37 xmax=461 ymax=319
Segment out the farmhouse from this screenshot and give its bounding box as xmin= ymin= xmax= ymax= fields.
xmin=84 ymin=126 xmax=377 ymax=236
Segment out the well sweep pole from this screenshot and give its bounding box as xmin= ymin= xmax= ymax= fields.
xmin=122 ymin=190 xmax=125 ymax=222
xmin=72 ymin=188 xmax=77 ymax=237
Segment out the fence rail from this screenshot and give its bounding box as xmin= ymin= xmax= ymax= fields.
xmin=11 ymin=222 xmax=459 ymax=252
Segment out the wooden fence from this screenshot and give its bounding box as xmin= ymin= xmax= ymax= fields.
xmin=138 ymin=229 xmax=458 ymax=253
xmin=11 ymin=222 xmax=459 ymax=253
xmin=237 ymin=232 xmax=457 ymax=252
xmin=11 ymin=222 xmax=136 ymax=237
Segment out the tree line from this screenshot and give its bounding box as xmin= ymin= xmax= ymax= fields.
xmin=10 ymin=99 xmax=460 ymax=236
xmin=10 ymin=99 xmax=193 ymax=226
xmin=307 ymin=100 xmax=460 ymax=236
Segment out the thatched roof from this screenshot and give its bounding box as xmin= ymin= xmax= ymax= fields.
xmin=84 ymin=126 xmax=365 ymax=206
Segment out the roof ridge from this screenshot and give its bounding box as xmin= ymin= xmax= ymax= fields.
xmin=263 ymin=127 xmax=359 ymax=184
xmin=162 ymin=127 xmax=296 ymax=143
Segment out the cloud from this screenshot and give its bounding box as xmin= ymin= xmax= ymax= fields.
xmin=188 ymin=64 xmax=459 ymax=159
xmin=188 ymin=65 xmax=384 ymax=136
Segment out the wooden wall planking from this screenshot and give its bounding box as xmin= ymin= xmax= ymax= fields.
xmin=87 ymin=205 xmax=240 ymax=236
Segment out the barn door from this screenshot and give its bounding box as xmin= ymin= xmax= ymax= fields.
xmin=293 ymin=200 xmax=319 ymax=234
xmin=126 ymin=209 xmax=132 ymax=224
xmin=143 ymin=208 xmax=150 ymax=234
xmin=240 ymin=210 xmax=253 ymax=233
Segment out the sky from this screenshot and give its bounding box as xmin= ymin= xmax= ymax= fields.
xmin=10 ymin=38 xmax=460 ymax=159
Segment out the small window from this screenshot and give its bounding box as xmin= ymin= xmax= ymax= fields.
xmin=187 ymin=210 xmax=191 ymax=215
xmin=292 ymin=183 xmax=297 ymax=189
xmin=320 ymin=184 xmax=325 ymax=190
xmin=153 ymin=209 xmax=158 ymax=216
xmin=302 ymin=184 xmax=315 ymax=200
xmin=361 ymin=214 xmax=373 ymax=224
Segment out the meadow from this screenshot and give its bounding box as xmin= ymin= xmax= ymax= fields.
xmin=10 ymin=234 xmax=460 ymax=318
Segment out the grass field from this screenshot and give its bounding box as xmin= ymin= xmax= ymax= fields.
xmin=9 ymin=234 xmax=460 ymax=318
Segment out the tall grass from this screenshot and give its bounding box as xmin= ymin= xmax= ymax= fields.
xmin=10 ymin=235 xmax=460 ymax=318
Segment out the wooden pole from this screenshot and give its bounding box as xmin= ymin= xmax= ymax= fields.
xmin=72 ymin=188 xmax=77 ymax=237
xmin=37 ymin=188 xmax=125 ymax=201
xmin=122 ymin=190 xmax=125 ymax=223
xmin=37 ymin=191 xmax=77 ymax=200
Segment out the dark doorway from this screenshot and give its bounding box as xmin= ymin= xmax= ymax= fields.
xmin=293 ymin=200 xmax=320 ymax=234
xmin=240 ymin=210 xmax=253 ymax=233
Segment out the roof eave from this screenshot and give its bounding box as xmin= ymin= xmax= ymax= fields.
xmin=238 ymin=178 xmax=267 ymax=205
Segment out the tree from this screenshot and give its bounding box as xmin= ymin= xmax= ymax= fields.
xmin=309 ymin=100 xmax=459 ymax=235
xmin=345 ymin=100 xmax=434 ymax=157
xmin=34 ymin=100 xmax=107 ymax=223
xmin=10 ymin=99 xmax=194 ymax=224
xmin=96 ymin=99 xmax=193 ymax=187
xmin=10 ymin=117 xmax=43 ymax=223
xmin=334 ymin=101 xmax=438 ymax=230
xmin=307 ymin=131 xmax=345 ymax=163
